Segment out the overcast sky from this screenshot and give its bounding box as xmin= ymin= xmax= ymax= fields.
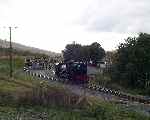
xmin=0 ymin=0 xmax=149 ymax=53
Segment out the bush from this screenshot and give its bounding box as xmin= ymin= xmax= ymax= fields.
xmin=0 ymin=80 xmax=82 ymax=109
xmin=91 ymin=73 xmax=111 ymax=86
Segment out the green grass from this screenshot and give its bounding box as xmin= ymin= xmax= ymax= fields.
xmin=0 ymin=57 xmax=24 ymax=77
xmin=92 ymin=73 xmax=150 ymax=96
xmin=0 ymin=101 xmax=149 ymax=120
xmin=0 ymin=57 xmax=149 ymax=120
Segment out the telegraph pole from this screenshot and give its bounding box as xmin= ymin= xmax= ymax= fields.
xmin=8 ymin=26 xmax=17 ymax=78
xmin=9 ymin=27 xmax=13 ymax=78
xmin=0 ymin=26 xmax=17 ymax=78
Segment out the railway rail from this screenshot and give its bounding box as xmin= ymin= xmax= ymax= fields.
xmin=24 ymin=69 xmax=150 ymax=105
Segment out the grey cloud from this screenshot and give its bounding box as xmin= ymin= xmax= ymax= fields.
xmin=79 ymin=0 xmax=150 ymax=33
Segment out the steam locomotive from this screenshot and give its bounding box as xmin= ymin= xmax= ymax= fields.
xmin=24 ymin=58 xmax=90 ymax=84
xmin=55 ymin=61 xmax=89 ymax=84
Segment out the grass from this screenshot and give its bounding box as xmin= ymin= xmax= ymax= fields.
xmin=0 ymin=57 xmax=149 ymax=119
xmin=0 ymin=101 xmax=149 ymax=120
xmin=91 ymin=73 xmax=150 ymax=96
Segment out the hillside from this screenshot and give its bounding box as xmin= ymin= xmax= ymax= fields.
xmin=0 ymin=39 xmax=59 ymax=57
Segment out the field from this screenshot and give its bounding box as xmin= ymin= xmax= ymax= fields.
xmin=0 ymin=57 xmax=149 ymax=120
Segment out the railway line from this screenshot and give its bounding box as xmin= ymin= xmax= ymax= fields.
xmin=25 ymin=69 xmax=150 ymax=104
xmin=24 ymin=68 xmax=150 ymax=115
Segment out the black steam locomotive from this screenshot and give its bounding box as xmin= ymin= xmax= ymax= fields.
xmin=24 ymin=58 xmax=89 ymax=84
xmin=55 ymin=61 xmax=89 ymax=84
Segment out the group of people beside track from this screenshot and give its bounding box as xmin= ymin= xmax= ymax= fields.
xmin=24 ymin=57 xmax=54 ymax=70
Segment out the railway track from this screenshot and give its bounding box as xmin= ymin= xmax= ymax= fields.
xmin=24 ymin=69 xmax=150 ymax=105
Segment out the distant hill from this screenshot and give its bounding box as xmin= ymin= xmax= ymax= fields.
xmin=0 ymin=39 xmax=60 ymax=57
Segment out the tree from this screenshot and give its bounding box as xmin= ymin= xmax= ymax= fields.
xmin=62 ymin=43 xmax=83 ymax=62
xmin=89 ymin=42 xmax=105 ymax=64
xmin=62 ymin=42 xmax=105 ymax=63
xmin=112 ymin=33 xmax=150 ymax=90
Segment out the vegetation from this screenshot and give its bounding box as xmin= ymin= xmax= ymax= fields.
xmin=0 ymin=47 xmax=49 ymax=57
xmin=84 ymin=33 xmax=150 ymax=96
xmin=109 ymin=33 xmax=150 ymax=95
xmin=0 ymin=57 xmax=149 ymax=119
xmin=62 ymin=42 xmax=105 ymax=63
xmin=0 ymin=101 xmax=149 ymax=120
